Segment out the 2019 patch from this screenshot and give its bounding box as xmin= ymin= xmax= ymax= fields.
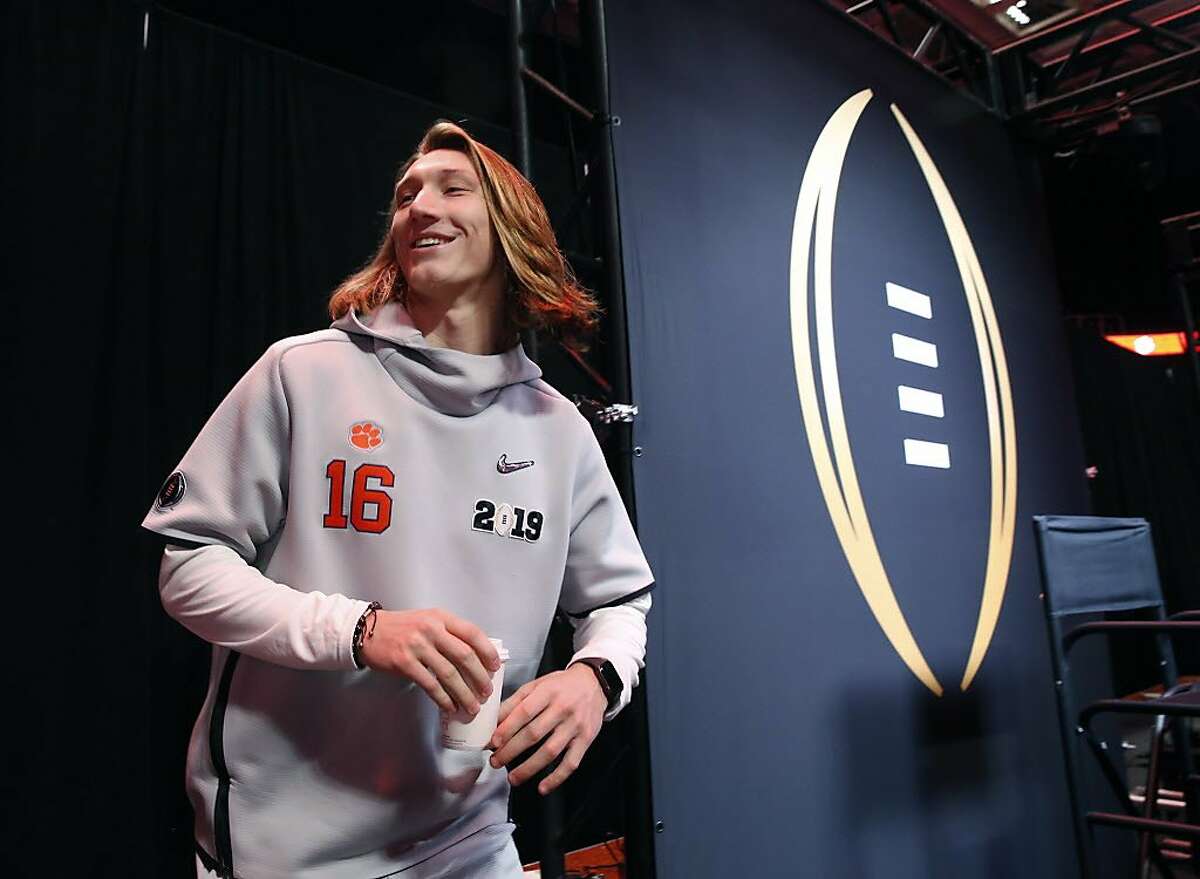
xmin=156 ymin=471 xmax=187 ymax=510
xmin=471 ymin=499 xmax=543 ymax=543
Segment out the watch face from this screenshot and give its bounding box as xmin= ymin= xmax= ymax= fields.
xmin=593 ymin=660 xmax=621 ymax=709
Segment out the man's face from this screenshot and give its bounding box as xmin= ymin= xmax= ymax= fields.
xmin=391 ymin=149 xmax=503 ymax=299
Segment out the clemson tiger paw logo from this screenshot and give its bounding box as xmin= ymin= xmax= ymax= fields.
xmin=349 ymin=421 xmax=383 ymax=451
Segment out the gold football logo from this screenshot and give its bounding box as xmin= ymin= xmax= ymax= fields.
xmin=789 ymin=89 xmax=1017 ymax=696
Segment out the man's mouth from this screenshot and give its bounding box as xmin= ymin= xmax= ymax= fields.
xmin=412 ymin=234 xmax=455 ymax=250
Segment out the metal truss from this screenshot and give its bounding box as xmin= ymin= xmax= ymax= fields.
xmin=508 ymin=0 xmax=630 ymax=395
xmin=825 ymin=0 xmax=1200 ymax=141
xmin=507 ymin=0 xmax=641 ymax=502
xmin=507 ymin=2 xmax=655 ymax=878
xmin=829 ymin=0 xmax=1006 ymax=113
xmin=996 ymin=0 xmax=1200 ymax=141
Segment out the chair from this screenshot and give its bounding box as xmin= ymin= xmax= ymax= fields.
xmin=1033 ymin=515 xmax=1200 ymax=878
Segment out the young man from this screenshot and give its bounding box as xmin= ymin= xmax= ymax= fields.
xmin=144 ymin=121 xmax=653 ymax=879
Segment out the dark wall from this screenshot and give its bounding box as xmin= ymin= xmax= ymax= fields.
xmin=607 ymin=1 xmax=1091 ymax=876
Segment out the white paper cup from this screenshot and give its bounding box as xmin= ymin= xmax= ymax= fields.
xmin=441 ymin=638 xmax=509 ymax=751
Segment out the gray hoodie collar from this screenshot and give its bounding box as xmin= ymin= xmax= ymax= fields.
xmin=331 ymin=300 xmax=541 ymax=417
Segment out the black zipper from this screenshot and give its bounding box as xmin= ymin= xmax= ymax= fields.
xmin=208 ymin=649 xmax=241 ymax=878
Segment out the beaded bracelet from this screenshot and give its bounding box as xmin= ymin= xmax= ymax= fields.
xmin=351 ymin=601 xmax=383 ymax=670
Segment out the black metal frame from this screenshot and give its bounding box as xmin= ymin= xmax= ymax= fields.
xmin=830 ymin=0 xmax=1005 ymax=113
xmin=1034 ymin=518 xmax=1200 ymax=877
xmin=508 ymin=2 xmax=655 ymax=877
xmin=994 ymin=0 xmax=1200 ymax=141
xmin=824 ymin=0 xmax=1200 ymax=140
xmin=1162 ymin=210 xmax=1200 ymax=414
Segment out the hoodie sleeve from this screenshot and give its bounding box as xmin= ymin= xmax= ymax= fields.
xmin=142 ymin=343 xmax=291 ymax=558
xmin=158 ymin=542 xmax=366 ymax=670
xmin=142 ymin=342 xmax=366 ymax=670
xmin=567 ymin=592 xmax=652 ymax=720
xmin=559 ymin=420 xmax=655 ymax=620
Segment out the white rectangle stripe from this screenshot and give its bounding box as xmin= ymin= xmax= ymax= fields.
xmin=886 ymin=282 xmax=932 ymax=319
xmin=892 ymin=333 xmax=939 ymax=367
xmin=897 ymin=385 xmax=944 ymax=418
xmin=904 ymin=439 xmax=951 ymax=469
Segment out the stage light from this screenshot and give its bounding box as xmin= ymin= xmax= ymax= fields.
xmin=1104 ymin=332 xmax=1188 ymax=356
xmin=1005 ymin=2 xmax=1032 ymax=25
xmin=971 ymin=0 xmax=1078 ymax=35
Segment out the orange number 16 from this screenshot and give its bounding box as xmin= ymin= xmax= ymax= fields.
xmin=323 ymin=459 xmax=394 ymax=534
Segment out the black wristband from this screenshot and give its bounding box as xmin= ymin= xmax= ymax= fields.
xmin=351 ymin=601 xmax=383 ymax=670
xmin=576 ymin=657 xmax=622 ymax=712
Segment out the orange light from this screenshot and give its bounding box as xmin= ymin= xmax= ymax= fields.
xmin=1104 ymin=332 xmax=1188 ymax=356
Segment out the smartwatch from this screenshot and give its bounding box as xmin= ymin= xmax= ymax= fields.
xmin=575 ymin=657 xmax=622 ymax=712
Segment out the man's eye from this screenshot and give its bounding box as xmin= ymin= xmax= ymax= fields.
xmin=397 ymin=192 xmax=415 ymax=205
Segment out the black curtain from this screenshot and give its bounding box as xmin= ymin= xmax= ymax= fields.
xmin=4 ymin=3 xmax=592 ymax=874
xmin=6 ymin=3 xmax=161 ymax=873
xmin=1069 ymin=327 xmax=1200 ymax=680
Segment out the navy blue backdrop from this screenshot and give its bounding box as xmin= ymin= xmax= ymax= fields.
xmin=608 ymin=2 xmax=1095 ymax=875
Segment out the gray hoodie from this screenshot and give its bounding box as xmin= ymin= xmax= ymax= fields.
xmin=143 ymin=300 xmax=654 ymax=879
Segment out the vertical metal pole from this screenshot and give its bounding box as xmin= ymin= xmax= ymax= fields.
xmin=583 ymin=3 xmax=657 ymax=877
xmin=584 ymin=0 xmax=631 ymax=472
xmin=985 ymin=53 xmax=1005 ymax=117
xmin=525 ymin=635 xmax=566 ymax=879
xmin=539 ymin=784 xmax=565 ymax=879
xmin=1012 ymin=52 xmax=1030 ymax=114
xmin=509 ymin=0 xmax=539 ymax=363
xmin=509 ymin=0 xmax=532 ymax=182
xmin=510 ymin=8 xmax=557 ymax=874
xmin=1175 ymin=272 xmax=1200 ymax=413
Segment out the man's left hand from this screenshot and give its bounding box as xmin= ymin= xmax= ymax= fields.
xmin=488 ymin=663 xmax=607 ymax=795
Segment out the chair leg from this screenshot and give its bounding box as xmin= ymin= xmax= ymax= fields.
xmin=1140 ymin=716 xmax=1168 ymax=879
xmin=1181 ymin=718 xmax=1200 ymax=872
xmin=1082 ymin=728 xmax=1178 ymax=879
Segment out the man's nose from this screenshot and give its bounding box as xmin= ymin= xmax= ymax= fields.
xmin=409 ymin=188 xmax=441 ymax=219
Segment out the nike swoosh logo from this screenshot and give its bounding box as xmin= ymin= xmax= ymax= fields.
xmin=497 ymin=454 xmax=535 ymax=474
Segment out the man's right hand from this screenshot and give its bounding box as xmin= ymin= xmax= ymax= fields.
xmin=358 ymin=608 xmax=501 ymax=715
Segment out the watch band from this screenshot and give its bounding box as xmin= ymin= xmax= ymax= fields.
xmin=577 ymin=657 xmax=622 ymax=712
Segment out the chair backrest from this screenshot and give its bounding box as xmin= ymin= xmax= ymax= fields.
xmin=1032 ymin=514 xmax=1169 ymax=879
xmin=1033 ymin=515 xmax=1165 ymax=620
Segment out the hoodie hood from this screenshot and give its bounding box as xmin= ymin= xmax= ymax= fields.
xmin=331 ymin=300 xmax=542 ymax=417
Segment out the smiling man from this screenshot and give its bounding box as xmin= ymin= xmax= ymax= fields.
xmin=144 ymin=121 xmax=654 ymax=879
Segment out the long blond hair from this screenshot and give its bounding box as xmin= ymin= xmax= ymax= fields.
xmin=328 ymin=121 xmax=599 ymax=350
